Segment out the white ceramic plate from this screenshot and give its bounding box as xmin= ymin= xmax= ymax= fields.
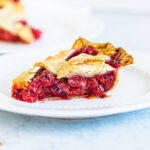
xmin=0 ymin=0 xmax=104 ymax=54
xmin=0 ymin=50 xmax=150 ymax=119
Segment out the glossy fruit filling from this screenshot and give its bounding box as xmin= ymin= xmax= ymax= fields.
xmin=0 ymin=28 xmax=20 ymax=42
xmin=0 ymin=20 xmax=42 ymax=43
xmin=66 ymin=46 xmax=121 ymax=68
xmin=12 ymin=68 xmax=117 ymax=103
xmin=13 ymin=0 xmax=20 ymax=2
xmin=105 ymin=53 xmax=121 ymax=68
xmin=66 ymin=46 xmax=98 ymax=61
xmin=12 ymin=47 xmax=121 ymax=103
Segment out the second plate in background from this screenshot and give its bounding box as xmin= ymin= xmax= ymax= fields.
xmin=0 ymin=0 xmax=104 ymax=53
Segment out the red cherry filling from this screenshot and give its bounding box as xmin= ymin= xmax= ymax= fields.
xmin=66 ymin=46 xmax=121 ymax=69
xmin=12 ymin=68 xmax=117 ymax=103
xmin=31 ymin=28 xmax=42 ymax=39
xmin=0 ymin=28 xmax=20 ymax=42
xmin=96 ymin=71 xmax=116 ymax=91
xmin=68 ymin=76 xmax=87 ymax=89
xmin=12 ymin=47 xmax=121 ymax=103
xmin=0 ymin=20 xmax=42 ymax=43
xmin=105 ymin=53 xmax=122 ymax=68
xmin=12 ymin=85 xmax=22 ymax=100
xmin=66 ymin=46 xmax=98 ymax=61
xmin=13 ymin=0 xmax=20 ymax=2
xmin=18 ymin=20 xmax=27 ymax=25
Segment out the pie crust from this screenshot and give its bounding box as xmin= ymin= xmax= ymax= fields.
xmin=72 ymin=37 xmax=134 ymax=67
xmin=0 ymin=0 xmax=42 ymax=43
xmin=12 ymin=37 xmax=134 ymax=102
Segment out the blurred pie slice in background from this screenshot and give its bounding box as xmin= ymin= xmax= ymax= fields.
xmin=0 ymin=0 xmax=42 ymax=44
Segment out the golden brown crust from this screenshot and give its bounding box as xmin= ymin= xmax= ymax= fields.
xmin=34 ymin=49 xmax=73 ymax=74
xmin=12 ymin=51 xmax=115 ymax=88
xmin=12 ymin=71 xmax=34 ymax=88
xmin=0 ymin=0 xmax=35 ymax=44
xmin=17 ymin=25 xmax=34 ymax=43
xmin=12 ymin=38 xmax=134 ymax=95
xmin=72 ymin=37 xmax=134 ymax=67
xmin=57 ymin=53 xmax=113 ymax=78
xmin=12 ymin=49 xmax=73 ymax=87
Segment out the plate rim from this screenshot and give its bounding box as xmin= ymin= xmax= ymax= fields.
xmin=0 ymin=50 xmax=150 ymax=118
xmin=0 ymin=92 xmax=150 ymax=119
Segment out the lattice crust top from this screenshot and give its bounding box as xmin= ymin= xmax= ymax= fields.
xmin=72 ymin=37 xmax=134 ymax=67
xmin=13 ymin=37 xmax=134 ymax=88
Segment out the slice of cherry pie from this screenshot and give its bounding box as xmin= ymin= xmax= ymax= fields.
xmin=0 ymin=0 xmax=42 ymax=44
xmin=12 ymin=37 xmax=134 ymax=103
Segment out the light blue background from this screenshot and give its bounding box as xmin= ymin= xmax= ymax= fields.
xmin=0 ymin=12 xmax=150 ymax=150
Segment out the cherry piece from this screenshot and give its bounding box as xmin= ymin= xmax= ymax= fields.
xmin=106 ymin=53 xmax=122 ymax=68
xmin=82 ymin=46 xmax=98 ymax=55
xmin=18 ymin=20 xmax=27 ymax=25
xmin=32 ymin=28 xmax=42 ymax=39
xmin=68 ymin=75 xmax=87 ymax=89
xmin=66 ymin=46 xmax=98 ymax=61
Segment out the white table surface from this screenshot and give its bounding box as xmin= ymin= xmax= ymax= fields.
xmin=0 ymin=11 xmax=150 ymax=150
